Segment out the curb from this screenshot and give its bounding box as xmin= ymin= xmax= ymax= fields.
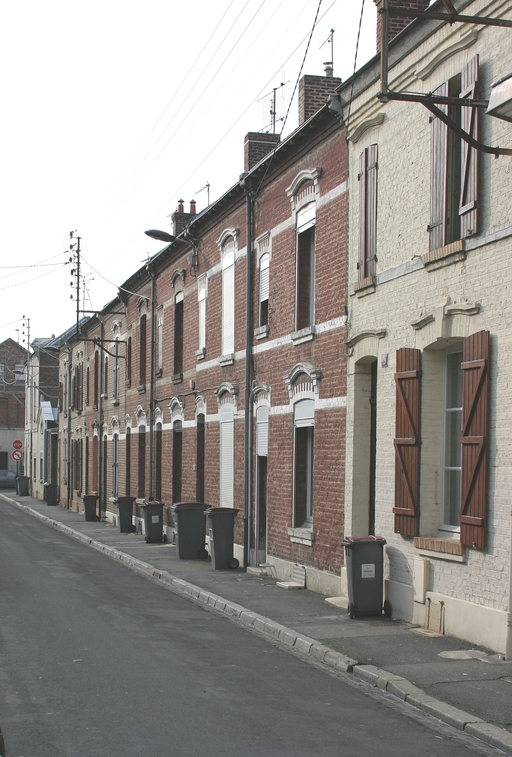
xmin=4 ymin=495 xmax=512 ymax=755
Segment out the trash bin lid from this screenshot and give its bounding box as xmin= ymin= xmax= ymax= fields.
xmin=341 ymin=535 xmax=387 ymax=546
xmin=204 ymin=507 xmax=239 ymax=516
xmin=171 ymin=502 xmax=211 ymax=511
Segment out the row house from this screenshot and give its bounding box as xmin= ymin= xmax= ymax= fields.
xmin=57 ymin=72 xmax=348 ymax=593
xmin=340 ymin=0 xmax=512 ymax=654
xmin=0 ymin=338 xmax=28 ymax=473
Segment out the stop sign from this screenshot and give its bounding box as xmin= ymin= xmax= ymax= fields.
xmin=13 ymin=440 xmax=22 ymax=450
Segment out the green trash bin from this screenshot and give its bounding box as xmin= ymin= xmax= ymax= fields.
xmin=204 ymin=507 xmax=239 ymax=570
xmin=83 ymin=495 xmax=99 ymax=522
xmin=44 ymin=483 xmax=58 ymax=506
xmin=16 ymin=476 xmax=29 ymax=496
xmin=141 ymin=501 xmax=164 ymax=543
xmin=117 ymin=496 xmax=136 ymax=533
xmin=341 ymin=536 xmax=391 ymax=619
xmin=171 ymin=502 xmax=208 ymax=560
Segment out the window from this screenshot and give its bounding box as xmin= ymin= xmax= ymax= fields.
xmin=296 ymin=204 xmax=315 ymax=331
xmin=222 ymin=239 xmax=235 ymax=356
xmin=172 ymin=420 xmax=182 ymax=503
xmin=358 ymin=144 xmax=378 ymax=282
xmin=196 ymin=413 xmax=205 ymax=502
xmin=14 ymin=364 xmax=25 ymax=384
xmin=293 ymin=398 xmax=314 ymax=527
xmin=86 ymin=367 xmax=90 ymax=406
xmin=127 ymin=336 xmax=132 ymax=386
xmin=155 ymin=423 xmax=162 ymax=501
xmin=429 ymin=56 xmax=479 ymax=251
xmin=219 ymin=399 xmax=234 ymax=508
xmin=394 ymin=331 xmax=489 ymax=547
xmin=112 ymin=433 xmax=119 ymax=497
xmin=94 ymin=351 xmax=99 ymax=407
xmin=197 ymin=275 xmax=207 ymax=356
xmin=113 ymin=339 xmax=120 ymax=400
xmin=0 ymin=364 xmax=4 ymax=384
xmin=104 ymin=357 xmax=109 ymax=397
xmin=153 ymin=310 xmax=162 ymax=375
xmin=139 ymin=314 xmax=147 ymax=386
xmin=174 ymin=292 xmax=184 ymax=376
xmin=259 ymin=253 xmax=270 ymax=327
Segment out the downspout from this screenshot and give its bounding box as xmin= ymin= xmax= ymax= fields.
xmin=98 ymin=319 xmax=104 ymax=519
xmin=66 ymin=345 xmax=72 ymax=509
xmin=507 ymin=511 xmax=512 ymax=659
xmin=146 ymin=265 xmax=157 ymax=501
xmin=241 ymin=174 xmax=253 ymax=570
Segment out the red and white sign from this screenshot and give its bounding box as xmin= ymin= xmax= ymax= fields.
xmin=13 ymin=440 xmax=23 ymax=450
xmin=12 ymin=450 xmax=23 ymax=461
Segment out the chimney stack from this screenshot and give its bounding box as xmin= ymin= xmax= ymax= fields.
xmin=171 ymin=199 xmax=195 ymax=236
xmin=374 ymin=0 xmax=430 ymax=52
xmin=244 ymin=132 xmax=281 ymax=172
xmin=298 ymin=69 xmax=342 ymax=125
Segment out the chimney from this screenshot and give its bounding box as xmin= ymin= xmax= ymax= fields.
xmin=298 ymin=69 xmax=342 ymax=125
xmin=244 ymin=132 xmax=281 ymax=172
xmin=374 ymin=0 xmax=430 ymax=52
xmin=171 ymin=199 xmax=194 ymax=236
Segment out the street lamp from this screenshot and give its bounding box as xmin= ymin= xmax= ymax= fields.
xmin=486 ymin=72 xmax=512 ymax=123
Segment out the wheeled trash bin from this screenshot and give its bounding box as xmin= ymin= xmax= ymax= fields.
xmin=16 ymin=476 xmax=29 ymax=496
xmin=171 ymin=502 xmax=209 ymax=560
xmin=341 ymin=535 xmax=391 ymax=619
xmin=44 ymin=483 xmax=58 ymax=506
xmin=117 ymin=496 xmax=136 ymax=533
xmin=83 ymin=494 xmax=99 ymax=522
xmin=141 ymin=501 xmax=164 ymax=543
xmin=204 ymin=507 xmax=239 ymax=570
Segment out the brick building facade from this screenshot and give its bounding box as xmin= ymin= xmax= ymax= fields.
xmin=57 ymin=72 xmax=347 ymax=593
xmin=0 ymin=338 xmax=28 ymax=473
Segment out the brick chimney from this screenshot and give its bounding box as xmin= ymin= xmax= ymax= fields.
xmin=374 ymin=0 xmax=430 ymax=52
xmin=244 ymin=132 xmax=281 ymax=172
xmin=298 ymin=65 xmax=342 ymax=125
xmin=171 ymin=199 xmax=196 ymax=236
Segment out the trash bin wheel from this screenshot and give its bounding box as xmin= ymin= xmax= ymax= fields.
xmin=229 ymin=557 xmax=239 ymax=570
xmin=163 ymin=533 xmax=168 ymax=543
xmin=383 ymin=599 xmax=392 ymax=618
xmin=198 ymin=548 xmax=209 ymax=560
xmin=145 ymin=535 xmax=149 ymax=543
xmin=348 ymin=603 xmax=356 ymax=620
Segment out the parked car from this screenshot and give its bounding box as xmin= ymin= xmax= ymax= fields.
xmin=0 ymin=470 xmax=17 ymax=489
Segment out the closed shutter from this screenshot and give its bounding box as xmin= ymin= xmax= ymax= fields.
xmin=459 ymin=55 xmax=479 ymax=239
xmin=358 ymin=145 xmax=378 ymax=280
xmin=460 ymin=330 xmax=489 ymax=548
xmin=429 ymin=82 xmax=449 ymax=251
xmin=220 ymin=404 xmax=234 ymax=508
xmin=222 ymin=260 xmax=235 ymax=355
xmin=256 ymin=405 xmax=268 ymax=457
xmin=393 ymin=348 xmax=421 ymax=536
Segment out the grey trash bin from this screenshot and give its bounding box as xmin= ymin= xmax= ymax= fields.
xmin=83 ymin=495 xmax=99 ymax=522
xmin=171 ymin=502 xmax=208 ymax=560
xmin=117 ymin=496 xmax=136 ymax=533
xmin=141 ymin=501 xmax=164 ymax=543
xmin=204 ymin=507 xmax=239 ymax=570
xmin=16 ymin=476 xmax=29 ymax=496
xmin=45 ymin=483 xmax=58 ymax=506
xmin=341 ymin=535 xmax=390 ymax=619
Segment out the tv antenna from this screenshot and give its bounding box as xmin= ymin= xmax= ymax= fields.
xmin=320 ymin=28 xmax=335 ymax=74
xmin=258 ymin=81 xmax=287 ymax=133
xmin=195 ymin=181 xmax=210 ymax=207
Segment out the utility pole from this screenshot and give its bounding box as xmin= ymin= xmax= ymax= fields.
xmin=69 ymin=231 xmax=81 ymax=338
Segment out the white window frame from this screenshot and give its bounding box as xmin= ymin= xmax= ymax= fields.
xmin=295 ymin=203 xmax=316 ymax=331
xmin=197 ymin=274 xmax=207 ymax=353
xmin=219 ymin=400 xmax=234 ymax=508
xmin=440 ymin=343 xmax=463 ymax=533
xmin=157 ymin=307 xmax=164 ymax=373
xmin=222 ymin=243 xmax=235 ymax=356
xmin=293 ymin=397 xmax=314 ymax=527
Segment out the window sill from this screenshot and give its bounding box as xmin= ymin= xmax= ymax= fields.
xmin=287 ymin=527 xmax=315 ymax=546
xmin=172 ymin=373 xmax=183 ymax=384
xmin=254 ymin=324 xmax=269 ymax=340
xmin=113 ymin=398 xmax=120 ymax=407
xmin=352 ymin=275 xmax=375 ymax=297
xmin=422 ymin=240 xmax=465 ymax=271
xmin=195 ymin=348 xmax=206 ymax=360
xmin=155 ymin=368 xmax=162 ymax=378
xmin=291 ymin=326 xmax=315 ymax=346
xmin=414 ymin=536 xmax=466 ymax=563
xmin=126 ymin=380 xmax=131 ymax=389
xmin=219 ymin=354 xmax=235 ymax=367
xmin=137 ymin=384 xmax=146 ymax=394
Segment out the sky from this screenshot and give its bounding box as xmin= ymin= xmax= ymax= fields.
xmin=0 ymin=0 xmax=378 ymax=349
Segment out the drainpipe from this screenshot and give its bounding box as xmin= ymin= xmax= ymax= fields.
xmin=146 ymin=265 xmax=157 ymax=501
xmin=98 ymin=319 xmax=104 ymax=519
xmin=241 ymin=174 xmax=253 ymax=570
xmin=66 ymin=345 xmax=72 ymax=509
xmin=507 ymin=511 xmax=512 ymax=659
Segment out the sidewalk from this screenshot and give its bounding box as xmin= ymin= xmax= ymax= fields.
xmin=3 ymin=492 xmax=512 ymax=754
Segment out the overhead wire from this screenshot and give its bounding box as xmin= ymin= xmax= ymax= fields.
xmin=345 ymin=0 xmax=366 ymax=131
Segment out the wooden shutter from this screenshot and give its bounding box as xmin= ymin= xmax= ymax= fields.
xmin=393 ymin=348 xmax=421 ymax=536
xmin=459 ymin=55 xmax=479 ymax=239
xmin=358 ymin=145 xmax=378 ymax=280
xmin=460 ymin=330 xmax=489 ymax=548
xmin=429 ymin=82 xmax=449 ymax=251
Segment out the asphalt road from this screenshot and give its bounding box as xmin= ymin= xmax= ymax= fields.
xmin=0 ymin=503 xmax=503 ymax=757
